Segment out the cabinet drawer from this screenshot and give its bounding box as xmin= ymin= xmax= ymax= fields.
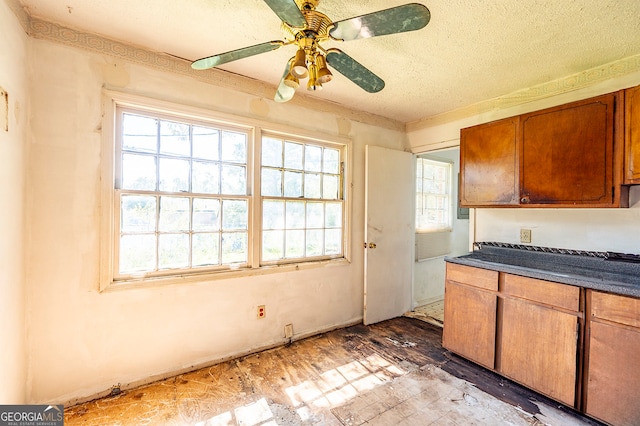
xmin=502 ymin=274 xmax=580 ymax=311
xmin=591 ymin=291 xmax=640 ymax=327
xmin=446 ymin=263 xmax=498 ymax=291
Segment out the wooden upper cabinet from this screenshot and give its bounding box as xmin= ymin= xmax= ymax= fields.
xmin=521 ymin=93 xmax=618 ymax=206
xmin=625 ymin=85 xmax=640 ymax=183
xmin=460 ymin=117 xmax=519 ymax=206
xmin=459 ymin=91 xmax=628 ymax=208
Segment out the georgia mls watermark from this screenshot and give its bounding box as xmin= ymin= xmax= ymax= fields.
xmin=0 ymin=405 xmax=63 ymax=426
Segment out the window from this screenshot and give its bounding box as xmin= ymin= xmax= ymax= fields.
xmin=260 ymin=135 xmax=344 ymax=263
xmin=104 ymin=96 xmax=348 ymax=287
xmin=415 ymin=157 xmax=452 ymax=232
xmin=115 ymin=109 xmax=250 ymax=279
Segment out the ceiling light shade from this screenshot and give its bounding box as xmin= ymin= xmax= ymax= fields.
xmin=315 ymin=54 xmax=333 ymax=84
xmin=283 ymin=71 xmax=300 ymax=89
xmin=291 ymin=48 xmax=308 ymax=79
xmin=307 ymin=64 xmax=322 ymax=91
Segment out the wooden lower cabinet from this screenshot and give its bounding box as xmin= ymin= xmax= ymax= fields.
xmin=443 ymin=263 xmax=498 ymax=369
xmin=444 ymin=264 xmax=640 ymax=424
xmin=443 ymin=281 xmax=497 ymax=369
xmin=585 ymin=291 xmax=640 ymax=426
xmin=500 ymin=297 xmax=578 ymax=406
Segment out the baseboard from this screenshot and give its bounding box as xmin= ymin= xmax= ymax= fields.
xmin=56 ymin=316 xmax=363 ymax=407
xmin=414 ymin=295 xmax=444 ymax=308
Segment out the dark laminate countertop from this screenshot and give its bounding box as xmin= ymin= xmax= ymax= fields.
xmin=445 ymin=243 xmax=640 ymax=298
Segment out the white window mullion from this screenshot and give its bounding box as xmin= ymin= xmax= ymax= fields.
xmin=251 ymin=128 xmax=262 ymax=268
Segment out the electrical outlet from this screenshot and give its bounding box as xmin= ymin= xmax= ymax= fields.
xmin=520 ymin=228 xmax=532 ymax=243
xmin=257 ymin=305 xmax=265 ymax=319
xmin=284 ymin=324 xmax=293 ymax=339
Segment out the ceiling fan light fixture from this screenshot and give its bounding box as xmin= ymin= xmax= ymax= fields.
xmin=283 ymin=71 xmax=300 ymax=89
xmin=307 ymin=64 xmax=322 ymax=91
xmin=315 ymin=54 xmax=332 ymax=84
xmin=291 ymin=48 xmax=309 ymax=79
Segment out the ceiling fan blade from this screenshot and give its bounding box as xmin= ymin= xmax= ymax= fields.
xmin=192 ymin=41 xmax=284 ymax=70
xmin=325 ymin=49 xmax=384 ymax=93
xmin=263 ymin=0 xmax=306 ymax=27
xmin=274 ymin=60 xmax=296 ymax=103
xmin=329 ymin=3 xmax=430 ymax=41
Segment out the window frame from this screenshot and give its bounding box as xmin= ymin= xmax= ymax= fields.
xmin=100 ymin=91 xmax=351 ymax=291
xmin=259 ymin=132 xmax=347 ymax=266
xmin=415 ymin=156 xmax=453 ymax=233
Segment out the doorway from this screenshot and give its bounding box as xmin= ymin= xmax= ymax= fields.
xmin=408 ymin=147 xmax=470 ymax=327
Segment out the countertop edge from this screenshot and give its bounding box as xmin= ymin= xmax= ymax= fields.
xmin=445 ymin=256 xmax=640 ymax=298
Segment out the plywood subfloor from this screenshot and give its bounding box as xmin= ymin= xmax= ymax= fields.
xmin=64 ymin=318 xmax=603 ymax=425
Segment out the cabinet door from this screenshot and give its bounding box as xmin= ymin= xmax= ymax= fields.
xmin=587 ymin=321 xmax=640 ymax=426
xmin=520 ymin=93 xmax=616 ymax=206
xmin=443 ymin=280 xmax=497 ymax=369
xmin=460 ymin=117 xmax=519 ymax=206
xmin=500 ymin=298 xmax=578 ymax=406
xmin=625 ymin=85 xmax=640 ymax=183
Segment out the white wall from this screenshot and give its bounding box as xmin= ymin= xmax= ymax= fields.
xmin=476 ymin=190 xmax=640 ymax=253
xmin=0 ymin=0 xmax=28 ymax=404
xmin=407 ymin=73 xmax=640 ymax=256
xmin=24 ymin=37 xmax=408 ymax=404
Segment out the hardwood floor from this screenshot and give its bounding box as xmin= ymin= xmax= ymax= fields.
xmin=64 ymin=317 xmax=604 ymax=425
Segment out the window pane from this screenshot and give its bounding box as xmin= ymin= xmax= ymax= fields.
xmin=192 ymin=233 xmax=219 ymax=267
xmin=286 ymin=201 xmax=305 ymax=229
xmin=121 ymin=195 xmax=156 ymax=232
xmin=415 ymin=158 xmax=452 ymax=232
xmin=193 ymin=198 xmax=220 ymax=231
xmin=304 ymin=173 xmax=321 ymax=198
xmin=222 ymin=232 xmax=247 ymax=263
xmin=120 ymin=234 xmax=156 ymax=273
xmin=285 ymin=230 xmax=304 ymax=258
xmin=304 ymin=145 xmax=322 ymax=172
xmin=283 ymin=171 xmax=302 ymax=198
xmin=322 ymin=175 xmax=339 ymax=200
xmin=284 ymin=142 xmax=303 ymax=170
xmin=263 ymin=200 xmax=284 ymax=230
xmin=306 ymin=202 xmax=324 ymax=228
xmin=305 ymin=229 xmax=323 ymax=257
xmin=160 ymin=120 xmax=190 ymax=156
xmin=261 ymin=168 xmax=282 ymax=196
xmin=262 ymin=230 xmax=283 ymax=261
xmin=159 ymin=196 xmax=190 ymax=232
xmin=325 ymin=203 xmax=342 ymax=228
xmin=193 ymin=126 xmax=219 ymax=160
xmin=123 ymin=114 xmax=157 ymax=153
xmin=159 ymin=158 xmax=189 ymax=192
xmin=158 ymin=233 xmax=189 ymax=269
xmin=122 ymin=153 xmax=156 ymax=190
xmin=221 ymin=165 xmax=246 ymax=195
xmin=192 ymin=161 xmax=219 ymax=194
xmin=221 ymin=131 xmax=247 ymax=163
xmin=323 ymin=148 xmax=339 ymax=173
xmin=262 ymin=137 xmax=282 ymax=167
xmin=325 ymin=229 xmax=342 ymax=255
xmin=222 ymin=200 xmax=248 ymax=230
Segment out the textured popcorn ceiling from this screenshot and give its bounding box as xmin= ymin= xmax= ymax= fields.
xmin=16 ymin=0 xmax=640 ymax=123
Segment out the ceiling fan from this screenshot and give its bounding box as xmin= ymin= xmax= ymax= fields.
xmin=191 ymin=0 xmax=431 ymax=103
